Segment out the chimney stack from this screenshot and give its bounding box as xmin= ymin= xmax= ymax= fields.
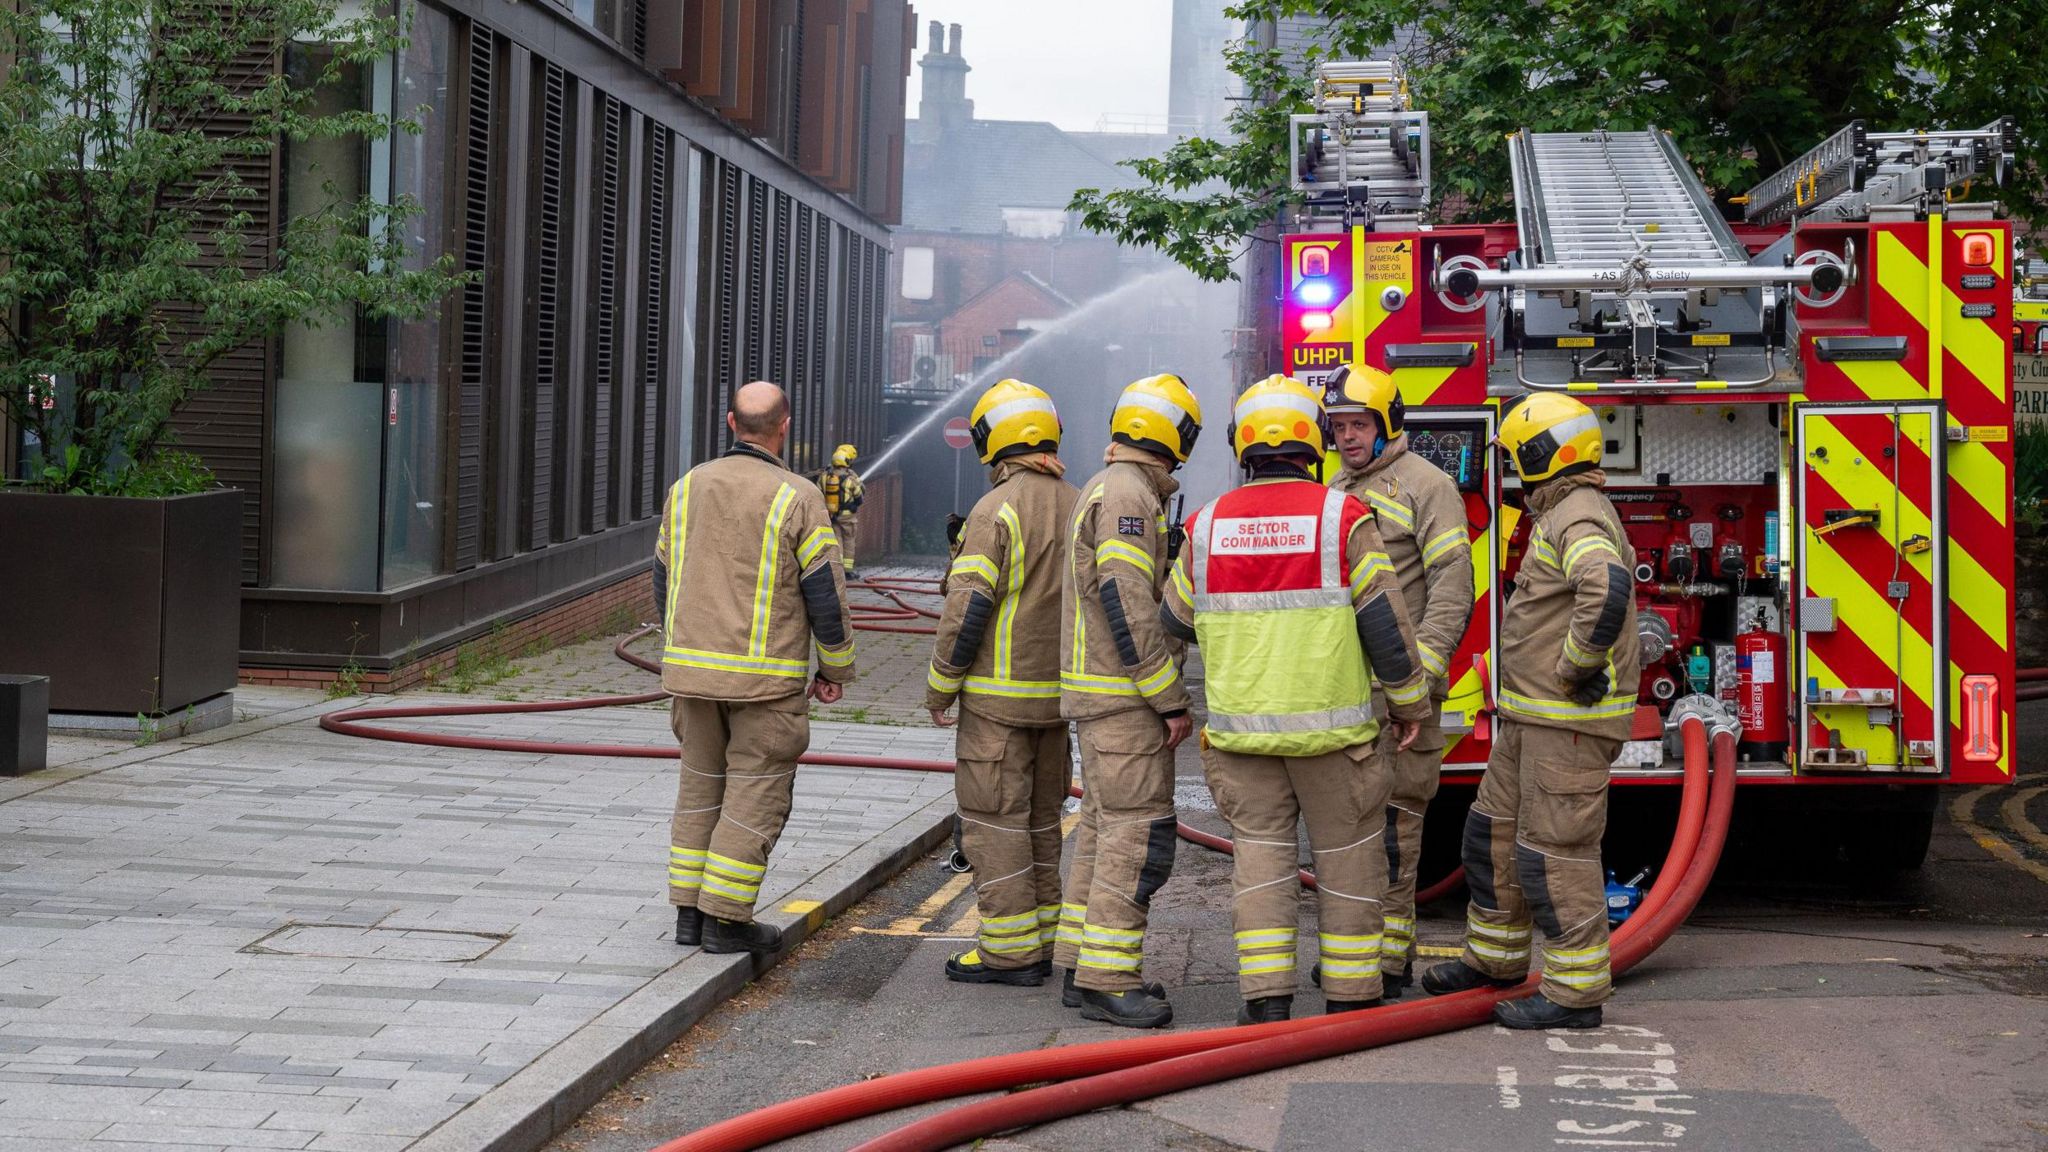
xmin=916 ymin=17 xmax=973 ymax=135
xmin=948 ymin=23 xmax=962 ymax=56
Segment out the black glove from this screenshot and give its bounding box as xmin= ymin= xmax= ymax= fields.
xmin=945 ymin=513 xmax=966 ymax=547
xmin=1569 ymin=668 xmax=1611 ymax=707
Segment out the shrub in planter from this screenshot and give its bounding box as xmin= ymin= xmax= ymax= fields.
xmin=0 ymin=0 xmax=460 ymax=710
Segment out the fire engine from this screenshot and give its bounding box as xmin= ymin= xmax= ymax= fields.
xmin=1280 ymin=60 xmax=2020 ymax=869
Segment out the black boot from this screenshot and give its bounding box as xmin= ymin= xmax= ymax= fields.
xmin=1078 ymin=986 xmax=1173 ymax=1029
xmin=1236 ymin=995 xmax=1292 ymax=1025
xmin=702 ymin=915 xmax=780 ymax=956
xmin=1421 ymin=959 xmax=1519 ymax=996
xmin=1382 ymin=965 xmax=1413 ymax=1000
xmin=945 ymin=949 xmax=1047 ymax=987
xmin=1061 ymin=967 xmax=1163 ymax=1009
xmin=1493 ymin=994 xmax=1602 ymax=1030
xmin=1325 ymin=997 xmax=1382 ymax=1014
xmin=674 ymin=906 xmax=702 ymax=947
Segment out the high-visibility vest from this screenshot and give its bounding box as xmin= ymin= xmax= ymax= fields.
xmin=1186 ymin=480 xmax=1377 ymax=757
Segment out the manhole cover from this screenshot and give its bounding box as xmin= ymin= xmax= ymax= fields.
xmin=243 ymin=923 xmax=507 ymax=962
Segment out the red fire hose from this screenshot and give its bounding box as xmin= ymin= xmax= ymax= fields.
xmin=650 ymin=717 xmax=1732 ymax=1152
xmin=847 ymin=726 xmax=1735 ymax=1152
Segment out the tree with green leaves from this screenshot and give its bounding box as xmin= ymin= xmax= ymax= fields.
xmin=1074 ymin=0 xmax=2048 ymax=285
xmin=0 ymin=0 xmax=458 ymax=495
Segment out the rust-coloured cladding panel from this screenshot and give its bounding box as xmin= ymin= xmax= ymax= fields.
xmin=723 ymin=0 xmax=773 ymax=129
xmin=1793 ymin=218 xmax=2017 ymax=783
xmin=797 ymin=0 xmax=852 ymax=193
xmin=860 ymin=0 xmax=909 ymax=224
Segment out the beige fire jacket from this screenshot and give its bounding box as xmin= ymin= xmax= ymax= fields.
xmin=925 ymin=456 xmax=1080 ymax=727
xmin=1497 ymin=469 xmax=1640 ymax=740
xmin=1337 ymin=433 xmax=1476 ymax=694
xmin=655 ymin=442 xmax=856 ymax=701
xmin=1060 ymin=445 xmax=1193 ymax=721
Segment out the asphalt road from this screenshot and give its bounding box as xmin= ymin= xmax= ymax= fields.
xmin=548 ymin=700 xmax=2048 ymax=1152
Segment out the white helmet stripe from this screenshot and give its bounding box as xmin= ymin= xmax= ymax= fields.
xmin=1543 ymin=413 xmax=1599 ymax=443
xmin=1116 ymin=389 xmax=1192 ymax=422
xmin=1235 ymin=391 xmax=1323 ymax=426
xmin=981 ymin=396 xmax=1059 ymax=430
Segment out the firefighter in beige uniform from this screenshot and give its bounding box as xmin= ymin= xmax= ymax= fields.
xmin=925 ymin=380 xmax=1081 ymax=986
xmin=1422 ymin=392 xmax=1639 ymax=1029
xmin=1160 ymin=375 xmax=1431 ymax=1023
xmin=657 ymin=381 xmax=857 ymax=956
xmin=1052 ymin=373 xmax=1203 ymax=1029
xmin=1325 ymin=364 xmax=1474 ymax=995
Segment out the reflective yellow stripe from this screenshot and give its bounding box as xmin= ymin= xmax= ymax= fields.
xmin=1469 ymin=919 xmax=1531 ymax=942
xmin=1545 ymin=943 xmax=1611 ymax=966
xmin=1233 ymin=928 xmax=1297 ymax=948
xmin=1134 ymin=662 xmax=1179 ymax=699
xmin=994 ymin=504 xmax=1025 ymax=680
xmin=1170 ymin=559 xmax=1193 ymax=606
xmin=1468 ymin=939 xmax=1531 ymax=962
xmin=1385 ymin=676 xmax=1430 ymax=706
xmin=816 ymin=639 xmax=855 ymax=669
xmin=1239 ymin=954 xmax=1296 ymax=975
xmin=699 ymin=875 xmax=760 ymax=903
xmin=797 ymin=526 xmax=836 ymax=570
xmin=1317 ymin=932 xmax=1382 ymax=956
xmin=1077 ymin=950 xmax=1143 ymax=971
xmin=1082 ymin=923 xmax=1144 ymax=945
xmin=664 ymin=474 xmax=694 ymax=646
xmin=1364 ymin=490 xmax=1413 ymax=530
xmin=704 ymin=853 xmax=766 ymax=880
xmin=1347 ymin=550 xmax=1394 ymax=595
xmin=749 ymin=485 xmax=798 ymax=658
xmin=1417 ymin=642 xmax=1446 ymax=678
xmin=1499 ymin=688 xmax=1635 ymax=722
xmin=1422 ymin=527 xmax=1467 ymax=567
xmin=1063 ymin=670 xmax=1138 ymax=694
xmin=662 ymin=647 xmax=810 ymax=677
xmin=982 ymin=910 xmax=1040 ymax=932
xmin=1562 ymin=631 xmax=1604 ymax=669
xmin=1530 ymin=530 xmax=1560 ymax=570
xmin=1563 ymin=534 xmax=1619 ymax=574
xmin=928 ymin=665 xmax=965 ymax=694
xmin=1096 ymin=538 xmax=1156 ymax=578
xmin=963 ymin=676 xmax=1061 ymax=699
xmin=950 ymin=553 xmax=1000 ymax=586
xmin=1544 ymin=968 xmax=1612 ymax=987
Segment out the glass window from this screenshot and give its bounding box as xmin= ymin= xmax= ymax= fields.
xmin=900 ymin=246 xmax=934 ymax=300
xmin=381 ymin=3 xmax=451 ymax=588
xmin=272 ymin=43 xmax=384 ymax=590
xmin=271 ymin=2 xmax=452 ymax=591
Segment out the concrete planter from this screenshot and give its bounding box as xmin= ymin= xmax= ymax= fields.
xmin=0 ymin=488 xmax=240 ymax=714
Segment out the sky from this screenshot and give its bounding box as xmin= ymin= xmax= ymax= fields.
xmin=904 ymin=0 xmax=1175 ymax=133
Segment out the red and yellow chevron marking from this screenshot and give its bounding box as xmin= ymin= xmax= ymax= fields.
xmin=1440 ymin=505 xmax=1497 ymax=767
xmin=1795 ymin=216 xmax=2015 ymax=781
xmin=1798 ymin=409 xmax=1943 ymax=771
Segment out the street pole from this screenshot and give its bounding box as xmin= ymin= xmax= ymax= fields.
xmin=952 ymin=447 xmax=962 ymax=514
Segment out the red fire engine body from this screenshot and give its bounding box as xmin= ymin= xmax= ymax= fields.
xmin=1279 ymin=62 xmax=2020 ymax=864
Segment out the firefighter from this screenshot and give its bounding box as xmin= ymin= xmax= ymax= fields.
xmin=1160 ymin=374 xmax=1431 ymax=1022
xmin=657 ymin=381 xmax=857 ymax=955
xmin=925 ymin=380 xmax=1080 ymax=986
xmin=819 ymin=444 xmax=866 ymax=576
xmin=1421 ymin=392 xmax=1639 ymax=1029
xmin=1052 ymin=373 xmax=1203 ymax=1029
xmin=1324 ymin=364 xmax=1475 ymax=996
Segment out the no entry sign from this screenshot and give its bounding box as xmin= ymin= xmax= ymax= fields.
xmin=943 ymin=417 xmax=973 ymax=450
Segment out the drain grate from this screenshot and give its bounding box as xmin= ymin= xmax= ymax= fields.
xmin=242 ymin=922 xmax=508 ymax=963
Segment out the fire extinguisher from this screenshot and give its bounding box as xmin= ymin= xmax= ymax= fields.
xmin=1736 ymin=608 xmax=1789 ymax=763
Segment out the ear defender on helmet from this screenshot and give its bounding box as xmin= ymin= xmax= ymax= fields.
xmin=968 ymin=379 xmax=1062 ymax=466
xmin=1232 ymin=374 xmax=1329 ymax=474
xmin=1110 ymin=373 xmax=1204 ymax=464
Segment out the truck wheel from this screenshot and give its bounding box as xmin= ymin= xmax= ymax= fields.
xmin=1842 ymin=801 xmax=1936 ymax=873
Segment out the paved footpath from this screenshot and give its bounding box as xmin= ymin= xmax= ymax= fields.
xmin=0 ymin=609 xmax=959 ymax=1152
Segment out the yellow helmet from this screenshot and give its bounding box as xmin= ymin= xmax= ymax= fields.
xmin=1231 ymin=374 xmax=1326 ymax=463
xmin=1495 ymin=392 xmax=1602 ymax=483
xmin=968 ymin=379 xmax=1061 ymax=465
xmin=833 ymin=443 xmax=858 ymax=467
xmin=1110 ymin=373 xmax=1203 ymax=464
xmin=1321 ymin=362 xmax=1403 ymax=438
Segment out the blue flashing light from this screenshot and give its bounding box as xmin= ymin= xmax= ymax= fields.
xmin=1296 ymin=280 xmax=1335 ymax=306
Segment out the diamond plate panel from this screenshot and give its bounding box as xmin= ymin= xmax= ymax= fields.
xmin=1639 ymin=404 xmax=1781 ymax=482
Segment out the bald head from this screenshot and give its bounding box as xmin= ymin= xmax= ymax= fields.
xmin=728 ymin=381 xmax=790 ymax=455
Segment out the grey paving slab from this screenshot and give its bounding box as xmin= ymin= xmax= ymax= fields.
xmin=0 ymin=623 xmax=958 ymax=1152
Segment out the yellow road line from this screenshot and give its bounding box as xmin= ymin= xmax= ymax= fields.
xmin=1999 ymin=786 xmax=2048 ymax=855
xmin=1951 ymin=786 xmax=2048 ymax=887
xmin=852 ymin=868 xmax=976 ymax=937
